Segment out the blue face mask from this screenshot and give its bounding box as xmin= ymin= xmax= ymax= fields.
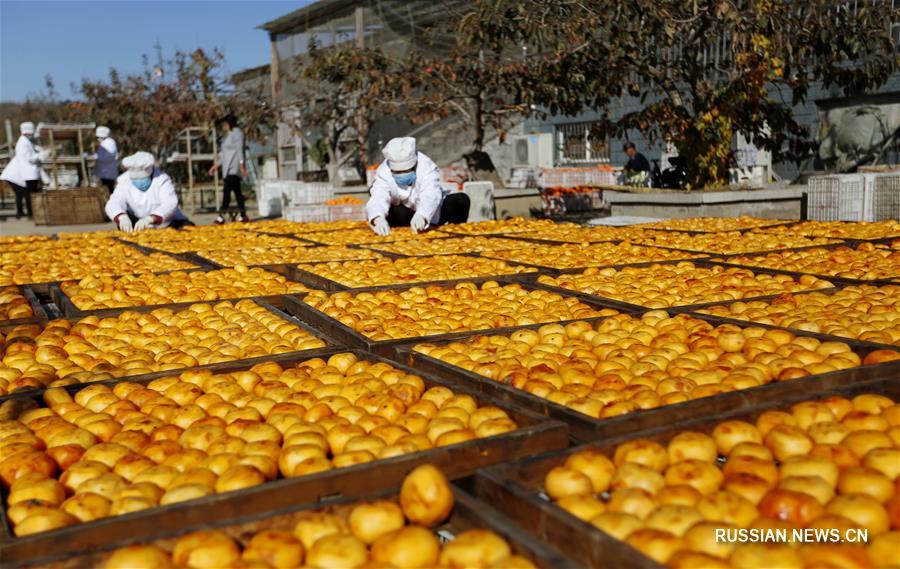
xmin=393 ymin=172 xmax=416 ymax=188
xmin=132 ymin=177 xmax=152 ymax=192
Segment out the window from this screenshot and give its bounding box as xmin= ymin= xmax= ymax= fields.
xmin=892 ymin=0 xmax=900 ymax=52
xmin=280 ymin=147 xmax=296 ymax=163
xmin=556 ymin=121 xmax=611 ymax=165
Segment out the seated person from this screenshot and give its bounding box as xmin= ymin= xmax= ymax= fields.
xmin=366 ymin=137 xmax=469 ymax=235
xmin=106 ymin=151 xmax=192 ymax=232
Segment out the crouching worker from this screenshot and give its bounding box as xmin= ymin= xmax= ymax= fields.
xmin=106 ymin=151 xmax=193 ymax=232
xmin=366 ymin=137 xmax=469 ymax=236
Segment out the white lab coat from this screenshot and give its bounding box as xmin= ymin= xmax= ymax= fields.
xmin=0 ymin=135 xmax=42 ymax=187
xmin=105 ymin=169 xmax=187 ymax=227
xmin=94 ymin=137 xmax=119 ymax=180
xmin=366 ymin=152 xmax=447 ymax=225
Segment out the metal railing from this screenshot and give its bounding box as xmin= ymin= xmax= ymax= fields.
xmin=555 ymin=121 xmax=611 ymax=165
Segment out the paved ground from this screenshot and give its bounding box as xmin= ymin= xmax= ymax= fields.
xmin=0 ymin=211 xmax=239 ymax=236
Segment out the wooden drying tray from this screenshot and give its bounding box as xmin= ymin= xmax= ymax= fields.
xmin=475 ymin=377 xmax=900 ymax=569
xmin=0 ymin=299 xmax=335 ymax=405
xmin=280 ymin=278 xmax=637 ymax=356
xmin=23 ymin=486 xmax=575 ymax=569
xmin=0 ymin=349 xmax=567 ymax=563
xmin=398 ymin=309 xmax=900 ymax=443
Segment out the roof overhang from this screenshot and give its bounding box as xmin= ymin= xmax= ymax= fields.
xmin=258 ymin=0 xmax=358 ymax=35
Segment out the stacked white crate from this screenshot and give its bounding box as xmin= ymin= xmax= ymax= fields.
xmin=808 ymin=173 xmax=899 ymax=221
xmin=328 ymin=204 xmax=367 ymax=221
xmin=289 ymin=182 xmax=333 ymax=204
xmin=507 ymin=167 xmax=541 ymax=189
xmin=587 ymin=169 xmax=619 ymax=187
xmin=873 ymin=174 xmax=900 ymax=221
xmin=256 ymin=180 xmax=292 ymax=217
xmin=462 ymin=181 xmax=496 ymax=222
xmin=282 ymin=182 xmax=335 ymax=222
xmin=807 ymin=174 xmax=871 ymax=221
xmin=284 ymin=204 xmax=332 ymax=222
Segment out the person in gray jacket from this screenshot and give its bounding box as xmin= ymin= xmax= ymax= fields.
xmin=209 ymin=114 xmax=248 ymax=223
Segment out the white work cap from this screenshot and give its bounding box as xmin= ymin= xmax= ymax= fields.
xmin=122 ymin=151 xmax=155 ymax=179
xmin=96 ymin=126 xmax=110 ymax=139
xmin=20 ymin=122 xmax=35 ymax=135
xmin=383 ymin=137 xmax=417 ymax=171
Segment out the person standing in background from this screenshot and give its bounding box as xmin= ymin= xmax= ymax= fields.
xmin=92 ymin=126 xmax=119 ymax=195
xmin=0 ymin=122 xmax=44 ymax=219
xmin=208 ymin=114 xmax=248 ymax=223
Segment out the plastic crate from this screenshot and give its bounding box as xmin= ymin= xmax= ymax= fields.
xmin=328 ymin=204 xmax=366 ymax=221
xmin=873 ymin=174 xmax=900 ymax=221
xmin=587 ymin=169 xmax=618 ymax=186
xmin=289 ymin=182 xmax=334 ymax=205
xmin=283 ymin=204 xmax=331 ymax=222
xmin=256 ymin=180 xmax=290 ymax=217
xmin=507 ymin=167 xmax=541 ymax=189
xmin=539 ymin=189 xmax=603 ymax=217
xmin=807 ymin=174 xmax=871 ymax=221
xmin=462 ymin=181 xmax=496 ymax=222
xmin=539 ymin=167 xmax=617 ymax=189
xmin=541 ymin=168 xmax=588 ymax=188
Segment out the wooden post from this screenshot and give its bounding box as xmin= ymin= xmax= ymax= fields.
xmin=76 ymin=127 xmax=87 ymax=187
xmin=269 ymin=34 xmax=281 ymax=180
xmin=355 ymin=6 xmax=367 ymax=175
xmin=90 ymin=130 xmax=98 ymax=189
xmin=355 ymin=6 xmax=364 ymax=47
xmin=48 ymin=128 xmax=58 ymax=189
xmin=3 ymin=120 xmax=12 ymax=155
xmin=186 ymin=128 xmax=194 ymax=213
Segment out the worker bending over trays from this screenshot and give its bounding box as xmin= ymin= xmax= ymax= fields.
xmin=106 ymin=151 xmax=193 ymax=232
xmin=366 ymin=137 xmax=470 ymax=236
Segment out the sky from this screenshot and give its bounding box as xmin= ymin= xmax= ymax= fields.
xmin=0 ymin=0 xmax=314 ymax=102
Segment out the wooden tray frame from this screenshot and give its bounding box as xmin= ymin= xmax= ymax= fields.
xmin=0 ymin=349 xmax=568 ymax=563
xmin=475 ymin=377 xmax=900 ymax=569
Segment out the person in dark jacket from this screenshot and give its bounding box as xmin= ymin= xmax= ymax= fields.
xmin=621 ymin=142 xmax=652 ymax=187
xmin=623 ymin=142 xmax=651 ymax=174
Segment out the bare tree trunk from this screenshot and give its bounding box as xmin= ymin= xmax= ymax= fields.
xmin=463 ymin=92 xmax=504 ymax=184
xmin=326 ymin=159 xmax=340 ymax=183
xmin=472 ymin=95 xmax=485 ymax=151
xmin=355 ymin=6 xmax=367 ymax=181
xmin=326 ymin=138 xmax=356 ymax=184
xmin=326 ymin=135 xmax=341 ymax=183
xmin=355 ymin=119 xmax=368 ymax=182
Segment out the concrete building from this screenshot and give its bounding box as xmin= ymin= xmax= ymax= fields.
xmin=259 ymin=0 xmax=477 ymax=183
xmin=259 ymin=0 xmax=900 ymax=185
